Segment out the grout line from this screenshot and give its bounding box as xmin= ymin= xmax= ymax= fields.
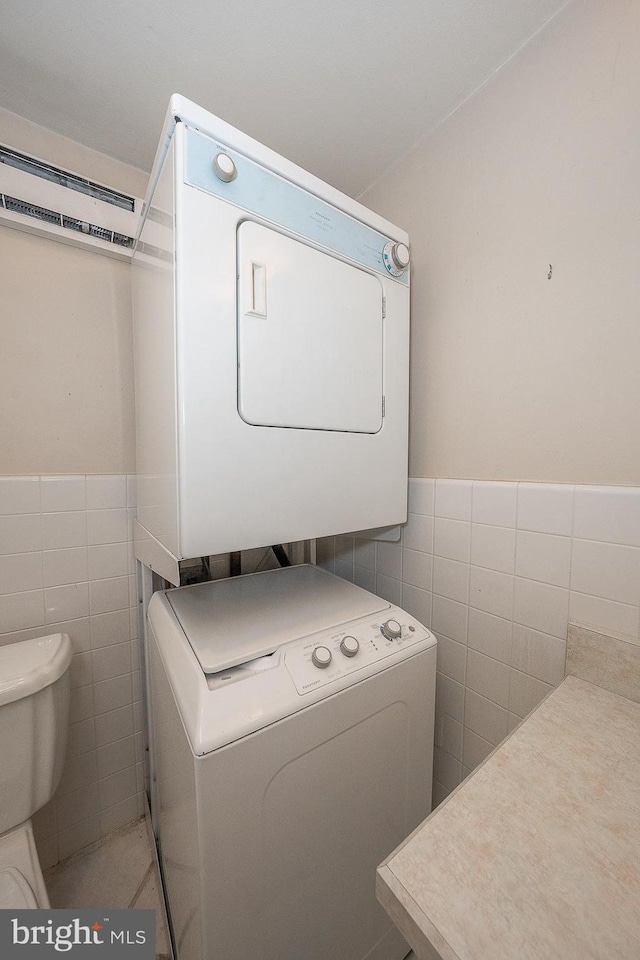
xmin=568 ymin=485 xmax=577 ymax=620
xmin=128 ymin=860 xmax=155 ymax=909
xmin=507 ymin=484 xmax=521 ymax=715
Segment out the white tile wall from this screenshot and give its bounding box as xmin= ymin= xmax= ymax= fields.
xmin=0 ymin=476 xmax=143 ymax=868
xmin=5 ymin=474 xmax=640 ymax=859
xmin=317 ymin=477 xmax=640 ymax=807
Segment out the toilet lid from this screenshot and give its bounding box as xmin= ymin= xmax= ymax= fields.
xmin=0 ymin=867 xmax=38 ymax=908
xmin=0 ymin=633 xmax=72 ymax=707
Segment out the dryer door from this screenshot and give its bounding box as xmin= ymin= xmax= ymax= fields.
xmin=237 ymin=221 xmax=384 ymax=433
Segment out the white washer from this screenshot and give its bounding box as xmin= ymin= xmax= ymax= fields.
xmin=147 ymin=565 xmax=436 ymax=960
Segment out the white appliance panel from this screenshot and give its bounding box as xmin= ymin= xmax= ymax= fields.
xmin=194 ymin=674 xmax=427 ymax=960
xmin=260 ymin=703 xmax=409 ymax=960
xmin=133 ymin=97 xmax=410 ymax=576
xmin=147 ymin=567 xmax=436 ymax=960
xmin=132 ymin=137 xmax=179 ymax=558
xmin=148 ymin=632 xmax=202 ymax=960
xmin=237 ymin=221 xmax=383 ymax=432
xmin=175 ymin=169 xmax=408 ymax=560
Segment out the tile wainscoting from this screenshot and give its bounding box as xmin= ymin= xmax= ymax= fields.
xmin=0 ymin=476 xmax=302 ymax=868
xmin=3 ymin=475 xmax=640 ymax=859
xmin=0 ymin=475 xmax=143 ymax=868
xmin=317 ymin=478 xmax=640 ymax=806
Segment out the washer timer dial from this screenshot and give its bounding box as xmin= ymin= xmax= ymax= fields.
xmin=380 ymin=619 xmax=402 ymax=641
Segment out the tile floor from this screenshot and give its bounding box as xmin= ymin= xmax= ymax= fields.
xmin=44 ymin=814 xmax=415 ymax=960
xmin=44 ymin=817 xmax=171 ymax=959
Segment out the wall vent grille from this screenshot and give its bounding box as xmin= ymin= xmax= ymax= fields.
xmin=0 ymin=144 xmax=135 ymax=211
xmin=1 ymin=193 xmax=134 ymax=248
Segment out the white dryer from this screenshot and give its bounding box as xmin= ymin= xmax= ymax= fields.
xmin=147 ymin=564 xmax=436 ymax=960
xmin=133 ymin=96 xmax=411 ymax=581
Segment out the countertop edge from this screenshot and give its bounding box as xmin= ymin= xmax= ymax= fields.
xmin=376 ymin=866 xmax=460 ymax=960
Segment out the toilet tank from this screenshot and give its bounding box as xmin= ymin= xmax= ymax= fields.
xmin=0 ymin=634 xmax=72 ymax=835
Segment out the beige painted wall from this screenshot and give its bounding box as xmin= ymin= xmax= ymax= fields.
xmin=4 ymin=0 xmax=640 ymax=483
xmin=0 ymin=108 xmax=147 ymax=475
xmin=362 ymin=0 xmax=640 ymax=485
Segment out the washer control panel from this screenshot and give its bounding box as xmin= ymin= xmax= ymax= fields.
xmin=285 ymin=607 xmax=427 ymax=695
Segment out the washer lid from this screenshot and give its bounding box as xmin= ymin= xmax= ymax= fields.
xmin=165 ymin=564 xmax=389 ymax=674
xmin=0 ymin=633 xmax=72 ymax=707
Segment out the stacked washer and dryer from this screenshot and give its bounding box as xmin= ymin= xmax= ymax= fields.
xmin=133 ymin=96 xmax=436 ymax=960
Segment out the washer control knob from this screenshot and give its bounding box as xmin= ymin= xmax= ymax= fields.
xmin=212 ymin=152 xmax=237 ymax=183
xmin=382 ymin=241 xmax=410 ymax=276
xmin=311 ymin=645 xmax=332 ymax=669
xmin=380 ymin=619 xmax=402 ymax=641
xmin=340 ymin=635 xmax=360 ymax=658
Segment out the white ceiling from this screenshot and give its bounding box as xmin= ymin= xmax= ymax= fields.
xmin=0 ymin=0 xmax=569 ymax=197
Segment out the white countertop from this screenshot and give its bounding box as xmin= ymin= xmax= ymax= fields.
xmin=377 ymin=676 xmax=640 ymax=960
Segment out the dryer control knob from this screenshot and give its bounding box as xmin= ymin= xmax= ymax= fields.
xmin=212 ymin=152 xmax=237 ymax=183
xmin=311 ymin=645 xmax=332 ymax=669
xmin=380 ymin=619 xmax=402 ymax=641
xmin=340 ymin=635 xmax=360 ymax=658
xmin=382 ymin=241 xmax=410 ymax=276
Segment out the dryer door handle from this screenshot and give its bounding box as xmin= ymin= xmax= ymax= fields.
xmin=246 ymin=260 xmax=267 ymax=317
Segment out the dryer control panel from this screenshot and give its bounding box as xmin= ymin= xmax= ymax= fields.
xmin=284 ymin=608 xmax=428 ymax=695
xmin=184 ymin=127 xmax=408 ymax=284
